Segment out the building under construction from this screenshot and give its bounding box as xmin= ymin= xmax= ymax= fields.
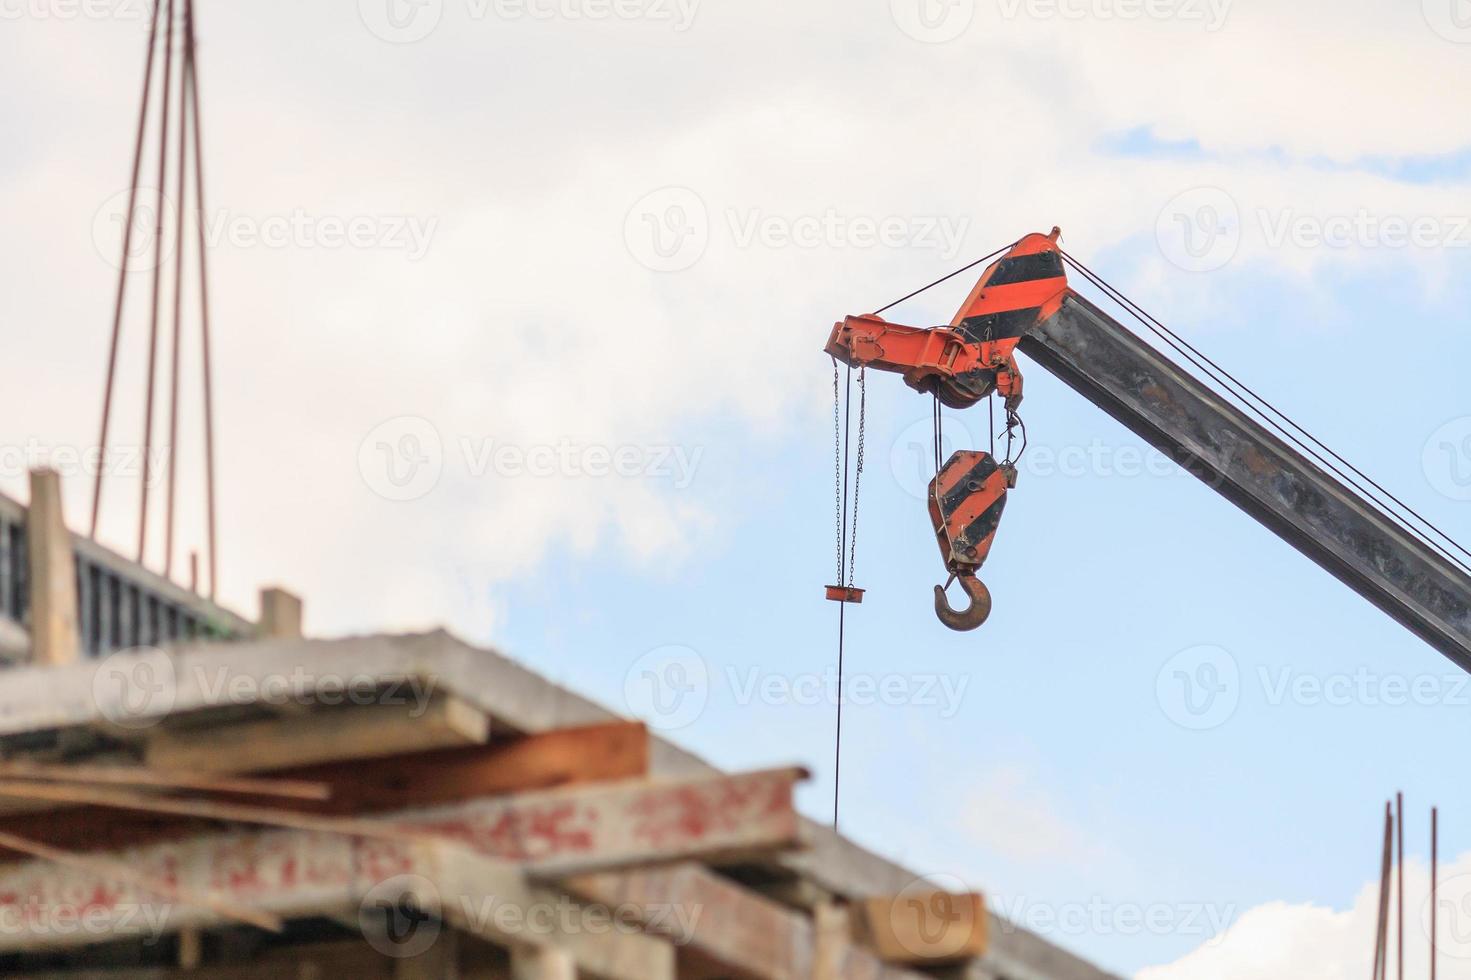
xmin=0 ymin=472 xmax=1116 ymax=980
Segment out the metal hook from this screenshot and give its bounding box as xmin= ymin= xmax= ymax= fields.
xmin=933 ymin=573 xmax=993 ymax=632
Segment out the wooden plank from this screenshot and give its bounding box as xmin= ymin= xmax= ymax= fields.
xmin=0 ymin=723 xmax=649 ymax=854
xmin=563 ymin=864 xmax=932 ymax=980
xmin=410 ymin=765 xmax=807 ymax=877
xmin=0 ymin=760 xmax=330 ymax=801
xmin=855 ymin=892 xmax=987 ymax=964
xmin=0 ymin=827 xmax=282 ymax=932
xmin=0 ymin=779 xmax=447 ymax=846
xmin=419 ymin=844 xmax=673 ymax=980
xmin=0 ymin=830 xmax=367 ymax=952
xmin=25 ymin=469 xmax=79 ymax=666
xmin=0 ymin=765 xmax=803 ymax=881
xmin=252 ymin=721 xmax=648 ymax=813
xmin=144 ymin=695 xmax=491 ymax=773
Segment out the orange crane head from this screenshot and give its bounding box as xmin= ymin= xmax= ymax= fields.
xmin=824 ymin=229 xmax=1070 ymax=630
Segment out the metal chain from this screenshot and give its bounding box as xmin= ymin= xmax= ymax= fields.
xmin=847 ymin=368 xmax=866 ymax=587
xmin=832 ymin=357 xmax=843 ymax=585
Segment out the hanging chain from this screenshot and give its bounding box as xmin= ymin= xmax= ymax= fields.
xmin=847 ymin=368 xmax=866 ymax=587
xmin=832 ymin=357 xmax=844 ymax=585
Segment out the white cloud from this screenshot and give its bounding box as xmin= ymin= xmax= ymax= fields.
xmin=1 ymin=0 xmax=1468 ymax=638
xmin=1139 ymin=853 xmax=1471 ymax=980
xmin=958 ymin=765 xmax=1108 ymax=866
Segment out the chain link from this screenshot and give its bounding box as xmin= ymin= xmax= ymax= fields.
xmin=847 ymin=368 xmax=866 ymax=587
xmin=832 ymin=358 xmax=843 ymax=585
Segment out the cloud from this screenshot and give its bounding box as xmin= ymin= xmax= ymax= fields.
xmin=2 ymin=0 xmax=1468 ymax=639
xmin=1138 ymin=852 xmax=1471 ymax=980
xmin=958 ymin=765 xmax=1108 ymax=866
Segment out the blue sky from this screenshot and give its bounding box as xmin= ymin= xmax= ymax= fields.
xmin=4 ymin=0 xmax=1471 ymax=975
xmin=486 ymin=232 xmax=1471 ymax=973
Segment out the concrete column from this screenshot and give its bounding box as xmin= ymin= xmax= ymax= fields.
xmin=258 ymin=586 xmax=303 ymax=639
xmin=26 ymin=468 xmax=79 ymax=666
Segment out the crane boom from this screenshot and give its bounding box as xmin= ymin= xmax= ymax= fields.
xmin=1022 ymin=291 xmax=1471 ymax=672
xmin=826 ymin=229 xmax=1471 ymax=668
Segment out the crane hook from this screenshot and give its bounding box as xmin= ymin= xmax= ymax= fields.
xmin=934 ymin=573 xmax=992 ymax=632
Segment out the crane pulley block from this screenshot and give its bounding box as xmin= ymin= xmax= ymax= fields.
xmin=929 ymin=451 xmax=1015 ymax=631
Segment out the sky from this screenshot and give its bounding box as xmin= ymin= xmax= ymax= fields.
xmin=3 ymin=0 xmax=1471 ymax=975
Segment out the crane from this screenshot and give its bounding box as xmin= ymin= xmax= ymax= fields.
xmin=824 ymin=229 xmax=1471 ymax=674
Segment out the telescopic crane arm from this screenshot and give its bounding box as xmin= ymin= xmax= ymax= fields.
xmin=826 ymin=229 xmax=1471 ymax=671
